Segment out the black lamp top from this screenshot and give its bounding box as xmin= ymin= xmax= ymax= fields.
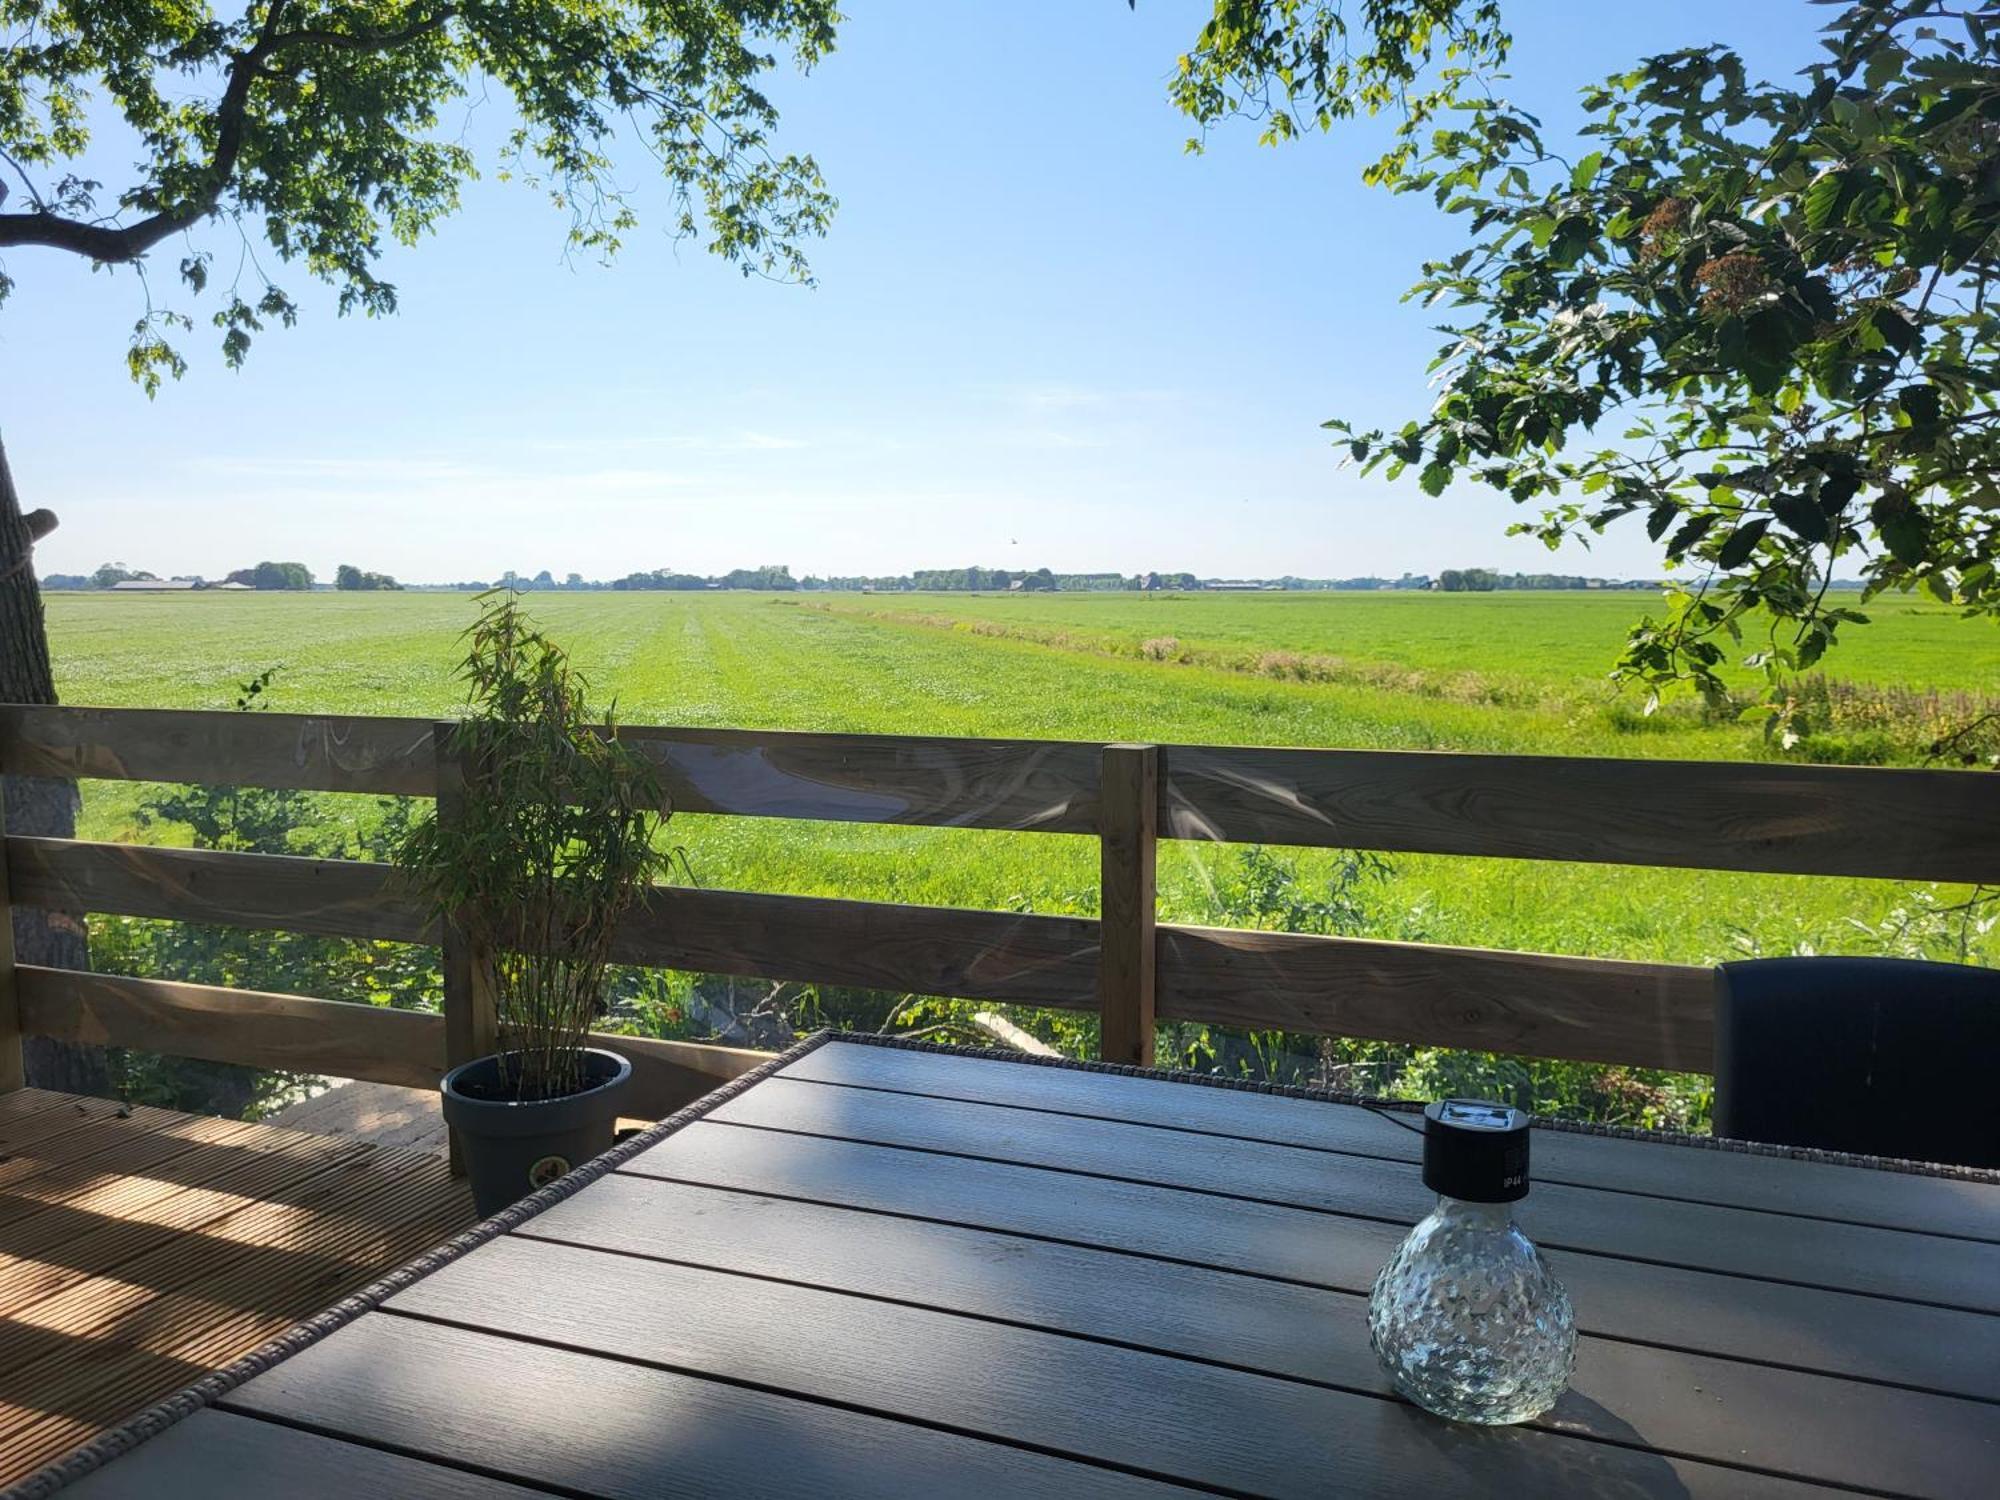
xmin=1422 ymin=1098 xmax=1532 ymax=1203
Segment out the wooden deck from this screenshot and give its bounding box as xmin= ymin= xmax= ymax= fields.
xmin=0 ymin=1088 xmax=474 ymax=1488
xmin=264 ymin=1080 xmax=453 ymax=1155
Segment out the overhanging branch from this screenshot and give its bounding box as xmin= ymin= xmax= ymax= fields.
xmin=0 ymin=3 xmax=458 ymax=265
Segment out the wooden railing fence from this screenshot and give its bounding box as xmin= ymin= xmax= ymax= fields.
xmin=0 ymin=704 xmax=1994 ymax=1120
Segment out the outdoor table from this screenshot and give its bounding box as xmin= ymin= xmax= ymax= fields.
xmin=39 ymin=1033 xmax=2000 ymax=1499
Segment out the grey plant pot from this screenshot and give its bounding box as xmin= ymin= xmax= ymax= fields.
xmin=441 ymin=1047 xmax=633 ymax=1217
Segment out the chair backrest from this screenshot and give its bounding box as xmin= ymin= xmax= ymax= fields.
xmin=1713 ymin=957 xmax=2000 ymax=1168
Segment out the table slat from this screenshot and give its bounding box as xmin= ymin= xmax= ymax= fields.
xmin=780 ymin=1042 xmax=1421 ymax=1155
xmin=710 ymin=1076 xmax=2000 ymax=1311
xmin=517 ymin=1172 xmax=1996 ymax=1498
xmin=384 ymin=1233 xmax=1843 ymax=1499
xmin=59 ymin=1409 xmax=540 ymax=1500
xmin=623 ymin=1121 xmax=2000 ymax=1402
xmin=220 ymin=1312 xmax=1212 ymax=1499
xmin=781 ymin=1044 xmax=2000 ymax=1242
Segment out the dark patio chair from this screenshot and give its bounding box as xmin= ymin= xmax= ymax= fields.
xmin=1714 ymin=957 xmax=2000 ymax=1169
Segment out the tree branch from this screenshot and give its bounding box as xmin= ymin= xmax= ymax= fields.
xmin=0 ymin=4 xmax=456 ymax=264
xmin=268 ymin=11 xmax=457 ymax=56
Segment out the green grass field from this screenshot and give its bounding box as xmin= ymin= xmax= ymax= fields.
xmin=802 ymin=588 xmax=1988 ymax=691
xmin=44 ymin=588 xmax=2000 ymax=976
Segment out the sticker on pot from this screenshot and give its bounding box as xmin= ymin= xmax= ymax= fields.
xmin=527 ymin=1154 xmax=571 ymax=1188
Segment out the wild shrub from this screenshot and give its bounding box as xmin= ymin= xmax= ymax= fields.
xmin=98 ymin=671 xmax=438 ymax=1118
xmin=1765 ymin=675 xmax=2000 ymax=767
xmin=1163 ymin=845 xmax=1712 ymax=1131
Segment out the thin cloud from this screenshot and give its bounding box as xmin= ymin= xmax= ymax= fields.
xmin=992 ymin=383 xmax=1184 ymax=411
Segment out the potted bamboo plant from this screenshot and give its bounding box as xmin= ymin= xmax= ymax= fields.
xmin=400 ymin=593 xmax=670 ymax=1215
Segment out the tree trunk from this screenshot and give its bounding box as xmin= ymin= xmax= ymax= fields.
xmin=0 ymin=435 xmax=108 ymax=1096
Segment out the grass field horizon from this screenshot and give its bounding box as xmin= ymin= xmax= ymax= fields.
xmin=45 ymin=588 xmax=2000 ymax=988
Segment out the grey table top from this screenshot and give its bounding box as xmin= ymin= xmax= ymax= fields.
xmin=49 ymin=1035 xmax=2000 ymax=1499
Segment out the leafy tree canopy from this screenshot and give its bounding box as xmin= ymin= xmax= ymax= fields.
xmin=0 ymin=0 xmax=839 ymax=391
xmin=90 ymin=561 xmax=155 ymax=587
xmin=1173 ymin=0 xmax=2000 ymax=698
xmin=336 ymin=562 xmax=400 ymax=589
xmin=228 ymin=559 xmax=312 ymax=589
xmin=1166 ymin=0 xmax=1508 ymax=176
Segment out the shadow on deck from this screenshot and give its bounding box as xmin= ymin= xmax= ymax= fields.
xmin=0 ymin=1088 xmax=475 ymax=1487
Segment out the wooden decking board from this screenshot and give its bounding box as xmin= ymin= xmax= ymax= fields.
xmin=0 ymin=1164 xmax=467 ymax=1480
xmin=0 ymin=1117 xmax=266 ymax=1225
xmin=0 ymin=1090 xmax=472 ymax=1490
xmin=0 ymin=1229 xmax=468 ymax=1477
xmin=706 ymin=1077 xmax=2000 ymax=1311
xmin=0 ymin=1129 xmax=379 ymax=1322
xmin=0 ymin=1113 xmax=218 ymax=1204
xmin=0 ymin=1186 xmax=471 ymax=1483
xmin=264 ymin=1080 xmax=453 ymax=1156
xmin=0 ymin=1089 xmax=78 ymax=1122
xmin=0 ymin=1097 xmax=186 ymax=1185
xmin=0 ymin=1160 xmax=446 ymax=1409
xmin=0 ymin=1145 xmax=456 ymax=1378
xmin=780 ymin=1043 xmax=2000 ymax=1242
xmin=0 ymin=1120 xmax=357 ymax=1252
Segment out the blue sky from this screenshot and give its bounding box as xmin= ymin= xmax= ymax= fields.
xmin=9 ymin=1 xmax=1814 ymax=584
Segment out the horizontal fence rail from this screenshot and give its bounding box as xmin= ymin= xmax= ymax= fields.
xmin=1158 ymin=926 xmax=1714 ymax=1073
xmin=0 ymin=706 xmax=1103 ymax=834
xmin=11 ymin=965 xmax=767 ymax=1118
xmin=1161 ymin=745 xmax=2000 ymax=883
xmin=5 ymin=703 xmax=1996 ymax=880
xmin=1 ymin=703 xmax=1995 ymax=1099
xmin=5 ymin=838 xmax=1105 ymax=1008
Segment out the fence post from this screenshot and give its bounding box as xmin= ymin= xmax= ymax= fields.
xmin=0 ymin=791 xmax=21 ymax=1093
xmin=434 ymin=722 xmax=497 ymax=1173
xmin=1097 ymin=743 xmax=1158 ymax=1067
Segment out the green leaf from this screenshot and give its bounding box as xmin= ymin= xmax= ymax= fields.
xmin=1869 ymin=305 xmax=1920 ymax=358
xmin=1803 ymin=171 xmax=1845 ymax=230
xmin=1898 ymin=384 xmax=1942 ymax=429
xmin=1716 ymin=517 xmax=1772 ymax=569
xmin=1570 ymin=151 xmax=1604 ymax=190
xmin=1666 ymin=513 xmax=1718 ymax=559
xmin=1818 ymin=471 xmax=1861 ymax=514
xmin=1871 ymin=491 xmax=1929 ymax=567
xmin=1770 ymin=493 xmax=1830 ymax=543
xmin=1863 ymin=44 xmax=1904 ymax=92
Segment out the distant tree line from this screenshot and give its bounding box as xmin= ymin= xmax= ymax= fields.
xmin=1436 ymin=569 xmax=1499 ymax=592
xmin=335 ymin=564 xmax=402 ymax=591
xmin=226 ymin=562 xmax=315 ymax=590
xmin=610 ymin=564 xmax=799 ymax=592
xmin=1436 ymin=570 xmax=1659 ymax=593
xmin=41 ymin=560 xmax=320 ymax=590
xmin=44 ymin=559 xmax=1683 ymax=595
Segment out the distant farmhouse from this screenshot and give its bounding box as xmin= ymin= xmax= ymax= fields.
xmin=110 ymin=578 xmax=202 ymax=591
